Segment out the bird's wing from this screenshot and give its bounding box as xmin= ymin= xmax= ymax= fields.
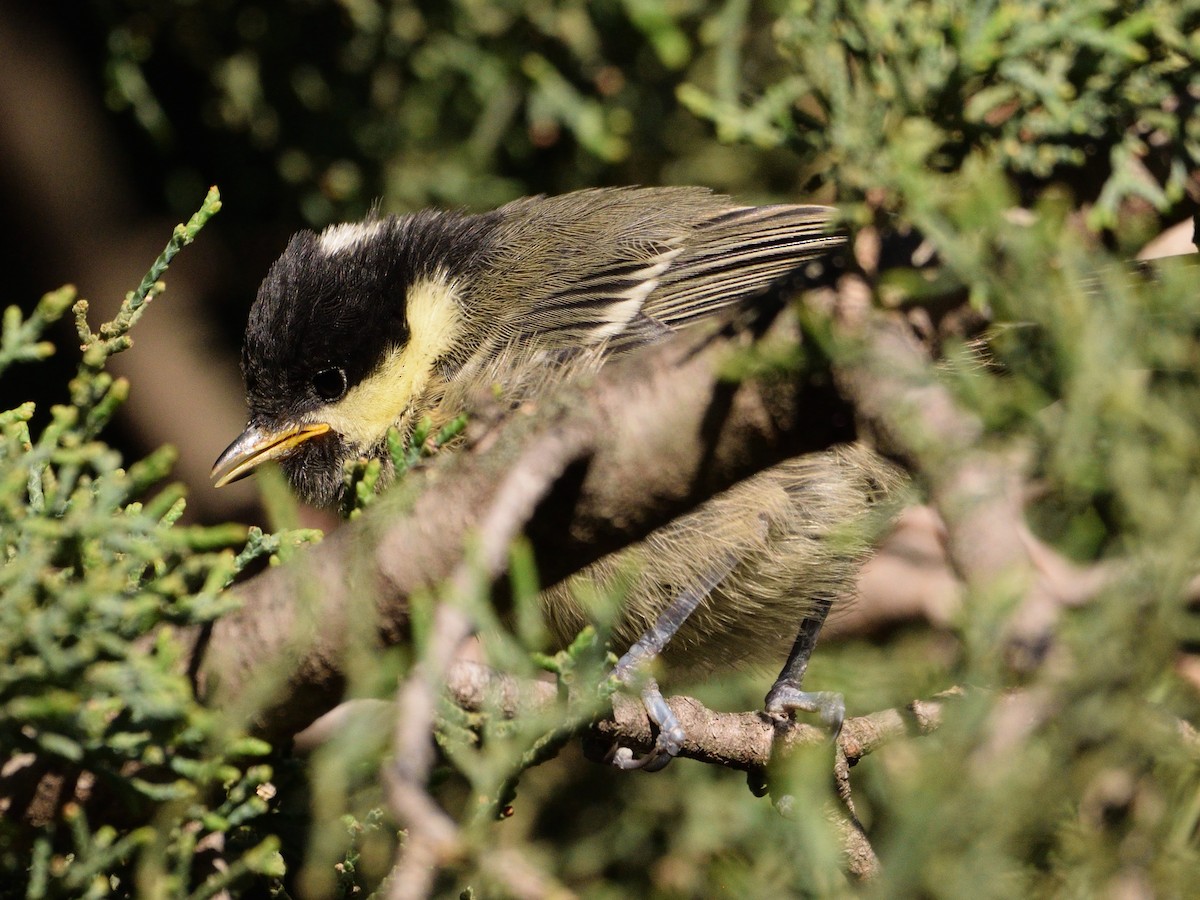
xmin=521 ymin=202 xmax=842 ymax=349
xmin=644 ymin=204 xmax=841 ymax=327
xmin=438 ymin=197 xmax=843 ymax=418
xmin=518 ymin=243 xmax=686 ymax=344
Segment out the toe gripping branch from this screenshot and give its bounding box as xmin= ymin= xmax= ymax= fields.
xmin=764 ymin=596 xmax=844 ymax=736
xmin=608 ymin=553 xmax=738 ymax=772
xmin=608 ymin=574 xmax=844 ymax=772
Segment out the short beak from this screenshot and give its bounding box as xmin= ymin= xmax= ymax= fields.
xmin=211 ymin=421 xmax=331 ymax=487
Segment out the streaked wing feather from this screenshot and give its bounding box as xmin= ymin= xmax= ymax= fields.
xmin=606 ymin=312 xmax=674 ymax=352
xmin=521 ymin=244 xmax=683 ymax=343
xmin=529 ymin=203 xmax=840 ymax=347
xmin=646 ymin=205 xmax=841 ymax=326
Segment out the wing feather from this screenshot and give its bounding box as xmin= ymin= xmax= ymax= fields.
xmin=530 ymin=202 xmax=841 ymax=345
xmin=645 ymin=205 xmax=841 ymax=326
xmin=480 ymin=188 xmax=842 ymax=352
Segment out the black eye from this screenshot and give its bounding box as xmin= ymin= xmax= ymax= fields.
xmin=312 ymin=367 xmax=347 ymax=402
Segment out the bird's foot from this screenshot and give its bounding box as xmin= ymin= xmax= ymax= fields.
xmin=764 ymin=680 xmax=845 ymax=738
xmin=609 ymin=675 xmax=685 ymax=772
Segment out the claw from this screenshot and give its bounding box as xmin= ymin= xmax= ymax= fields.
xmin=764 ymin=682 xmax=846 ymax=739
xmin=612 ymin=744 xmax=674 ymax=772
xmin=610 ymin=676 xmax=686 ymax=771
xmin=606 ymin=554 xmax=742 ymax=772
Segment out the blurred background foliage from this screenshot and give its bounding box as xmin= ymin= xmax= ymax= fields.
xmin=2 ymin=0 xmax=1200 ymax=896
xmin=94 ymin=0 xmax=1199 ymax=228
xmin=97 ymin=0 xmax=811 ymax=223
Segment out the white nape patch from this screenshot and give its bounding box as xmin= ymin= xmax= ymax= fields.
xmin=316 ymin=273 xmax=462 ymax=449
xmin=318 ymin=220 xmax=386 ymax=256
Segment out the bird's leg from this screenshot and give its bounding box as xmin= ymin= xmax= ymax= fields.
xmin=763 ymin=596 xmax=845 ymax=735
xmin=609 ymin=552 xmax=738 ymax=772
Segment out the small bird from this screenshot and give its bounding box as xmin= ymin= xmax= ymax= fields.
xmin=213 ymin=187 xmax=898 ymax=769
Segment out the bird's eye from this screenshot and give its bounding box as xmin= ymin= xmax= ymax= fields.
xmin=312 ymin=367 xmax=347 ymax=402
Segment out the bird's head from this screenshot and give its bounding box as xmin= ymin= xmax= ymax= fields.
xmin=212 ymin=213 xmax=488 ymax=506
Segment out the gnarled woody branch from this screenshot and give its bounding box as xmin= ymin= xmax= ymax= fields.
xmin=294 ymin=660 xmax=954 ymax=892
xmin=194 ymin=309 xmax=858 ymax=742
xmin=441 ymin=658 xmax=949 ymax=768
xmin=412 ymin=659 xmax=954 ymax=889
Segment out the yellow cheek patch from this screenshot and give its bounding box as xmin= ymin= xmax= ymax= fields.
xmin=318 ymin=273 xmax=462 ymax=449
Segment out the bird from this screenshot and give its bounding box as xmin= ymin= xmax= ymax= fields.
xmin=212 ymin=186 xmax=900 ymax=770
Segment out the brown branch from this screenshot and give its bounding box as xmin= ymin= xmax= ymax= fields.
xmin=445 ymin=659 xmax=559 ymax=718
xmin=585 ymin=678 xmax=957 ymax=772
xmin=378 ymin=438 xmax=591 ymax=889
xmin=353 ymin=658 xmax=963 ymax=893
xmin=385 ymin=586 xmax=575 ymax=900
xmin=193 ymin=312 xmax=855 ymax=743
xmin=829 ymin=805 xmax=880 ymax=881
xmin=437 ymin=659 xmax=955 ymax=774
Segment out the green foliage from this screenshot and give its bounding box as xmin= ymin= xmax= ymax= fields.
xmin=339 ymin=413 xmax=469 ymax=519
xmin=96 ymin=0 xmax=806 ymax=223
xmin=0 ymin=190 xmax=317 ymax=896
xmin=838 ymin=166 xmax=1200 ymax=896
xmin=25 ymin=0 xmax=1200 ymax=896
xmin=682 ymin=0 xmax=1200 ymax=230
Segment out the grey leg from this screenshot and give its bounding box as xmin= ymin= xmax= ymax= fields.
xmin=610 ymin=552 xmax=738 ymax=771
xmin=763 ymin=596 xmax=845 ymax=735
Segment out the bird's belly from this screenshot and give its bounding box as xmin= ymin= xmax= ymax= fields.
xmin=538 ymin=444 xmax=900 ymax=673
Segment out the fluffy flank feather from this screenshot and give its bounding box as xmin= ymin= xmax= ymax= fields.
xmin=540 ymin=444 xmax=903 ymax=674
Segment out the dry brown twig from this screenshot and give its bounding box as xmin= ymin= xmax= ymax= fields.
xmin=382 ymin=427 xmax=591 ymax=900
xmin=437 ymin=658 xmax=957 ymax=885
